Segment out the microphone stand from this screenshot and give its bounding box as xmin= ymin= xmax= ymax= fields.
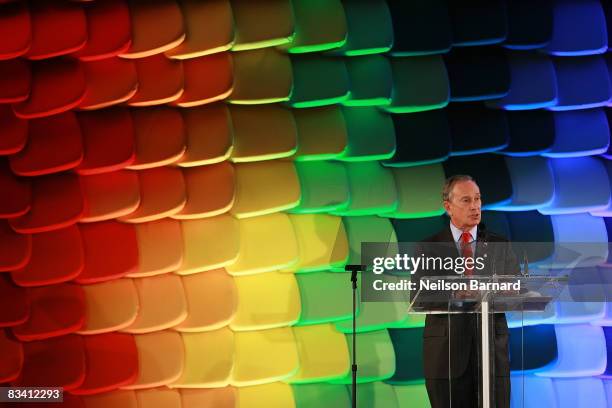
xmin=345 ymin=264 xmax=366 ymax=408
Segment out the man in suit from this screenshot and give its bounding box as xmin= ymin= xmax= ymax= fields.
xmin=413 ymin=175 xmax=520 ymax=408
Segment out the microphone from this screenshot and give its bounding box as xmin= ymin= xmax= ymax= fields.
xmin=523 ymin=251 xmax=529 ymax=277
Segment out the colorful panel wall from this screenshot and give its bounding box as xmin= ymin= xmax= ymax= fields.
xmin=1 ymin=0 xmax=612 ymax=407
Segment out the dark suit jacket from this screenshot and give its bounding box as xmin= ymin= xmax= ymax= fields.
xmin=413 ymin=223 xmax=520 ymax=379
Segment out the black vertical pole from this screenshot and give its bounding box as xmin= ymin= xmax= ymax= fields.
xmin=345 ymin=264 xmax=365 ymax=408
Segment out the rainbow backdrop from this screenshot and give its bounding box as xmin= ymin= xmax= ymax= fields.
xmin=1 ymin=0 xmax=612 ymax=407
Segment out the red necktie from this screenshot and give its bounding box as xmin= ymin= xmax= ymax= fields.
xmin=460 ymin=232 xmax=474 ymax=276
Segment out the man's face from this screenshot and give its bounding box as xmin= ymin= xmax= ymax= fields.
xmin=443 ymin=180 xmax=482 ymax=230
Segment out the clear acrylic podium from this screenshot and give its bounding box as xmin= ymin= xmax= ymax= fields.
xmin=408 ymin=275 xmax=568 ymax=408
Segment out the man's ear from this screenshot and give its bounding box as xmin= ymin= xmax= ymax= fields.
xmin=443 ymin=200 xmax=451 ymax=216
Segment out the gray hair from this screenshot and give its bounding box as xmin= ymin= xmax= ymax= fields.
xmin=442 ymin=175 xmax=475 ymax=202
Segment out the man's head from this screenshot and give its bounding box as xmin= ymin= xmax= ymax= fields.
xmin=442 ymin=175 xmax=481 ymax=231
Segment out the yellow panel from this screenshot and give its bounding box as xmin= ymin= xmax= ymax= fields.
xmin=83 ymin=390 xmax=138 ymax=408
xmin=230 ymin=0 xmax=294 ymax=50
xmin=129 ymin=219 xmax=184 ymax=277
xmin=229 ymin=49 xmax=293 ymax=104
xmin=180 ymin=388 xmax=237 ymax=408
xmin=288 ymin=324 xmax=350 ymax=383
xmin=232 ymin=328 xmax=299 ymax=386
xmin=286 ymin=214 xmax=348 ymax=272
xmin=122 ymin=331 xmax=185 ymax=389
xmin=165 ymin=0 xmax=234 ymax=59
xmin=175 ymin=269 xmax=237 ymax=332
xmin=122 ymin=274 xmax=188 ymax=333
xmin=237 ymin=383 xmax=295 ymax=408
xmin=172 ymin=329 xmax=234 ymax=388
xmin=229 ymin=105 xmax=297 ymax=162
xmin=231 ymin=161 xmax=300 ymax=218
xmin=136 ymin=389 xmax=181 ymax=408
xmin=176 ymin=216 xmax=239 ymax=275
xmin=78 ymin=279 xmax=139 ymax=334
xmin=226 ymin=213 xmax=298 ymax=276
xmin=231 ymin=272 xmax=301 ymax=331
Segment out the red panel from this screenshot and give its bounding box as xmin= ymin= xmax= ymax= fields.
xmin=11 ymin=226 xmax=84 ymax=287
xmin=0 ymin=59 xmax=30 ymax=103
xmin=0 ymin=106 xmax=28 ymax=155
xmin=79 ymin=58 xmax=138 ymax=110
xmin=129 ymin=54 xmax=184 ymax=106
xmin=0 ymin=274 xmax=29 ymax=327
xmin=25 ymin=1 xmax=87 ymax=60
xmin=0 ymin=329 xmax=23 ymax=383
xmin=128 ymin=107 xmax=186 ymax=169
xmin=122 ymin=0 xmax=185 ymax=58
xmin=72 ymin=0 xmax=132 ymax=61
xmin=0 ymin=1 xmax=31 ymax=59
xmin=0 ymin=159 xmax=31 ymax=218
xmin=75 ymin=109 xmax=136 ymax=175
xmin=12 ymin=283 xmax=85 ymax=341
xmin=9 ymin=112 xmax=83 ymax=176
xmin=12 ymin=58 xmax=86 ymax=119
xmin=71 ymin=333 xmax=138 ymax=395
xmin=20 ymin=394 xmax=84 ymax=408
xmin=75 ymin=221 xmax=139 ymax=284
xmin=8 ymin=173 xmax=84 ymax=234
xmin=13 ymin=334 xmax=86 ymax=390
xmin=172 ymin=52 xmax=233 ymax=107
xmin=0 ymin=220 xmax=31 ymax=272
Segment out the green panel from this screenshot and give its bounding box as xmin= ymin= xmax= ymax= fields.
xmin=388 ymin=313 xmax=426 ymax=329
xmin=331 ymin=330 xmax=396 ymax=384
xmin=352 ymin=382 xmax=400 ymax=407
xmin=332 ymin=162 xmax=398 ymax=216
xmin=328 ymin=0 xmax=393 ymax=56
xmin=382 ymin=56 xmax=449 ymax=114
xmin=296 ymin=271 xmax=355 ymax=326
xmin=341 ymin=216 xmax=397 ymax=267
xmin=292 ymin=106 xmax=348 ymax=161
xmin=393 ymin=383 xmax=431 ymax=408
xmin=382 ymin=164 xmax=446 ymax=219
xmin=386 ymin=327 xmax=425 ymax=384
xmin=282 ymin=0 xmax=347 ymax=53
xmin=289 ymin=55 xmax=350 ymax=107
xmin=291 ymin=161 xmax=350 ymax=213
xmin=339 ymin=107 xmax=395 ymax=161
xmin=343 ymin=56 xmax=392 ymax=107
xmin=335 ymin=297 xmax=409 ymax=333
xmin=293 ymin=384 xmax=351 ymax=408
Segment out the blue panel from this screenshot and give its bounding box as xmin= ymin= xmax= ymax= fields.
xmin=509 ymin=325 xmax=557 ymax=372
xmin=539 ymin=158 xmax=611 ymax=214
xmin=591 ymin=161 xmax=612 ymax=217
xmin=542 ymin=109 xmax=610 ymax=158
xmin=548 ymin=56 xmax=612 ymax=111
xmin=490 ymin=157 xmax=554 ymax=211
xmin=487 ymin=51 xmax=558 ymax=110
xmin=535 ymin=324 xmax=606 ymax=377
xmin=544 ymin=0 xmax=608 ymax=56
xmin=510 ymin=375 xmax=558 ymax=408
xmin=553 ymin=378 xmax=607 ymax=408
